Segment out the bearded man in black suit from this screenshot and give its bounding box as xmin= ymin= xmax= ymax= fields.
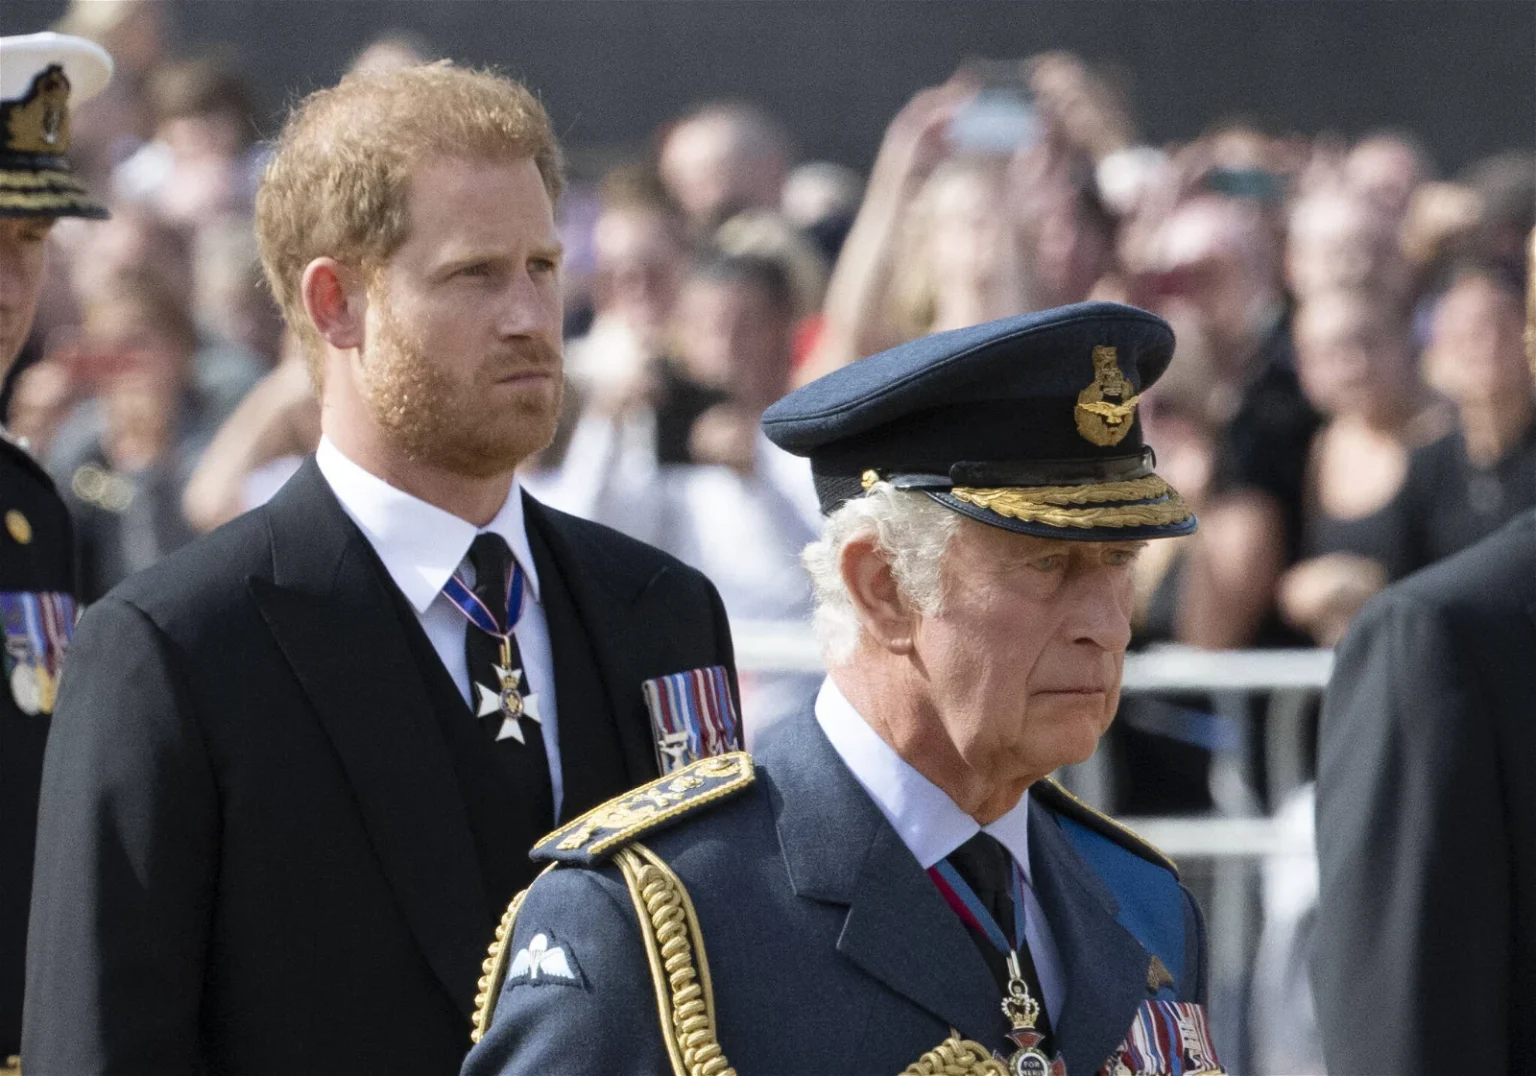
xmin=23 ymin=63 xmax=737 ymax=1075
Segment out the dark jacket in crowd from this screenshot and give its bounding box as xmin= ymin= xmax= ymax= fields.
xmin=1313 ymin=509 xmax=1536 ymax=1075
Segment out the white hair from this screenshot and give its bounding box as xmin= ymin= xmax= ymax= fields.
xmin=801 ymin=482 xmax=959 ymax=665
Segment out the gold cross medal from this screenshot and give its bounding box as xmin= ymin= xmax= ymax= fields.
xmin=1002 ymin=952 xmax=1065 ymax=1076
xmin=476 ymin=639 xmax=542 ymax=743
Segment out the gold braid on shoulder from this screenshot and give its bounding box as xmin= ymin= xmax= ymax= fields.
xmin=471 ymin=863 xmax=559 ymax=1044
xmin=614 ymin=843 xmax=736 ymax=1076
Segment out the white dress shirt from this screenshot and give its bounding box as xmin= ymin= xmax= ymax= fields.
xmin=814 ymin=677 xmax=1065 ymax=1021
xmin=315 ymin=438 xmax=566 ymax=816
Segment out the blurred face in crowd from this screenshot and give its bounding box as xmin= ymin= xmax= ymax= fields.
xmin=1294 ymin=291 xmax=1411 ymax=416
xmin=675 ymin=270 xmax=793 ymax=410
xmin=1288 ymin=192 xmax=1409 ymax=304
xmin=349 ymin=156 xmax=565 ymax=479
xmin=1154 ymin=198 xmax=1278 ymax=359
xmin=592 ymin=205 xmax=686 ymax=350
xmin=1423 ymin=271 xmax=1531 ymax=405
xmin=899 ymin=522 xmax=1142 ymax=806
xmin=71 ymin=205 xmax=194 ymax=310
xmin=928 ymin=162 xmax=1014 ymax=295
xmin=82 ymin=293 xmax=195 ymax=383
xmin=0 ymin=217 xmax=54 ymax=370
xmin=1345 ymin=135 xmax=1429 ymax=218
xmin=1027 ymin=186 xmax=1114 ymax=308
xmin=660 ymin=112 xmax=787 ymax=232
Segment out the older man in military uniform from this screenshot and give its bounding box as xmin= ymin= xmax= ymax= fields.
xmin=0 ymin=30 xmax=112 ymax=1069
xmin=463 ymin=301 xmax=1222 ymax=1076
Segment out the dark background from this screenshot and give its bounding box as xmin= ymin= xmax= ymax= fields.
xmin=6 ymin=1 xmax=1534 ymax=174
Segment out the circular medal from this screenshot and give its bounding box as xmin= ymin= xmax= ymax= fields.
xmin=35 ymin=665 xmax=57 ymax=714
xmin=1009 ymin=1048 xmax=1052 ymax=1076
xmin=11 ymin=663 xmax=41 ymax=715
xmin=499 ymin=683 xmax=524 ymax=719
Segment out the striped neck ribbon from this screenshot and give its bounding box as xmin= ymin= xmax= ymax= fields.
xmin=441 ymin=557 xmax=526 ymax=641
xmin=928 ymin=854 xmax=1028 ymax=957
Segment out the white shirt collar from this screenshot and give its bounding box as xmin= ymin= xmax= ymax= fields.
xmin=315 ymin=436 xmax=541 ymax=613
xmin=814 ymin=677 xmax=1032 ymax=883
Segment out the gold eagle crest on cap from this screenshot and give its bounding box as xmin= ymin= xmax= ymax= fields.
xmin=1075 ymin=346 xmax=1140 ymax=447
xmin=6 ymin=65 xmax=72 ymax=155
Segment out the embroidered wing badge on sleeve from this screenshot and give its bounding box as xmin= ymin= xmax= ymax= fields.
xmin=641 ymin=665 xmax=741 ymax=774
xmin=504 ymin=932 xmax=584 ymax=990
xmin=1098 ymin=1000 xmax=1225 ymax=1075
xmin=531 ymin=751 xmax=755 ymax=864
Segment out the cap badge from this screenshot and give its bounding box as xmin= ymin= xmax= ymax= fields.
xmin=1074 ymin=346 xmax=1140 ymax=447
xmin=6 ymin=65 xmax=72 ymax=155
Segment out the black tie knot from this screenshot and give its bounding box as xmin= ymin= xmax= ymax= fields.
xmin=468 ymin=532 xmax=514 ymax=633
xmin=948 ymin=831 xmax=1015 ymax=938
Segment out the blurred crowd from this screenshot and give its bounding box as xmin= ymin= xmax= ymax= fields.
xmin=6 ymin=1 xmax=1534 ymax=754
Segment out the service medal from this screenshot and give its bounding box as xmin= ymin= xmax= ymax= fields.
xmin=11 ymin=661 xmax=41 ymax=715
xmin=1002 ymin=952 xmax=1066 ymax=1076
xmin=475 ymin=663 xmax=542 ymax=744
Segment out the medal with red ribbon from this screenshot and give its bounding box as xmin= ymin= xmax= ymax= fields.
xmin=929 ymin=857 xmax=1066 ymax=1076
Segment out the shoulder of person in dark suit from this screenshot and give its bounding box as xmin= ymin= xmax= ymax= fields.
xmin=1312 ymin=510 xmax=1536 ymax=1076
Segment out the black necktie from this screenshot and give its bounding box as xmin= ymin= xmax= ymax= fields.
xmin=464 ymin=533 xmax=554 ymax=831
xmin=947 ymin=832 xmax=1054 ymax=1042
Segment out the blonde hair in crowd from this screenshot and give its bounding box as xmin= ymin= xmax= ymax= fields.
xmin=801 ymin=483 xmax=959 ymax=665
xmin=254 ymin=62 xmax=564 ymax=385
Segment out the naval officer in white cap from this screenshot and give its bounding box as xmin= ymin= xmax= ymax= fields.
xmin=0 ymin=29 xmax=112 ymax=1072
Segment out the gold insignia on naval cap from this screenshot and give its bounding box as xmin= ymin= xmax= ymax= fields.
xmin=861 ymin=469 xmax=880 ymax=491
xmin=1074 ymin=346 xmax=1140 ymax=447
xmin=5 ymin=65 xmax=72 ymax=155
xmin=5 ymin=509 xmax=33 ymax=545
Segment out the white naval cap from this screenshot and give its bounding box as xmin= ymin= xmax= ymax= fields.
xmin=0 ymin=31 xmax=114 ymax=219
xmin=0 ymin=31 xmax=113 ymax=105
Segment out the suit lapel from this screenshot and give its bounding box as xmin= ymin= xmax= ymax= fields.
xmin=522 ymin=495 xmax=661 ymax=788
xmin=523 ymin=513 xmax=631 ymax=822
xmin=1028 ymin=797 xmax=1148 ymax=1076
xmin=767 ymin=713 xmax=1004 ymax=1047
xmin=248 ymin=460 xmax=492 ymax=1017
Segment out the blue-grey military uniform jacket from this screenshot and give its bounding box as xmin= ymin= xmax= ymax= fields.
xmin=465 ymin=709 xmax=1210 ymax=1075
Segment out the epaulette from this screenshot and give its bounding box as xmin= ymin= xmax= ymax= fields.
xmin=1033 ymin=778 xmax=1178 ymax=876
xmin=531 ymin=751 xmax=755 ymax=865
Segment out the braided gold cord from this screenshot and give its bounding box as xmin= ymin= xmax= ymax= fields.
xmin=470 ymin=863 xmax=560 ymax=1045
xmin=950 ymin=486 xmax=1193 ymax=529
xmin=616 ymin=844 xmax=736 ymax=1076
xmin=957 ymin=475 xmax=1171 ymax=507
xmin=898 ymin=1033 xmax=1008 ymax=1076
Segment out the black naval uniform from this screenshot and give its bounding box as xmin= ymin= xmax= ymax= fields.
xmin=0 ymin=434 xmax=75 ymax=1059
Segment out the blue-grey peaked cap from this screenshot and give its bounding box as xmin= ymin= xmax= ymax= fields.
xmin=761 ymin=301 xmax=1197 ymax=541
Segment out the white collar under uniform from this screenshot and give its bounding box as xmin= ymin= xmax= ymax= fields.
xmin=315 ymin=437 xmax=566 ymax=817
xmin=814 ymin=676 xmax=1065 ymax=1020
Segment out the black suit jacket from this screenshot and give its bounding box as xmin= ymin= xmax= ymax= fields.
xmin=0 ymin=439 xmax=74 ymax=1060
xmin=22 ymin=459 xmax=735 ymax=1075
xmin=1312 ymin=509 xmax=1536 ymax=1075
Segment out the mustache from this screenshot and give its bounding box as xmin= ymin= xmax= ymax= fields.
xmin=485 ymin=337 xmax=563 ymax=375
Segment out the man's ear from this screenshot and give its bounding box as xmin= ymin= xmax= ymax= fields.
xmin=840 ymin=534 xmax=915 ymax=655
xmin=300 ymin=257 xmax=366 ymax=351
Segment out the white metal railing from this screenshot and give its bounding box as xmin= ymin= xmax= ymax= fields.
xmin=732 ymin=619 xmax=1332 ymax=693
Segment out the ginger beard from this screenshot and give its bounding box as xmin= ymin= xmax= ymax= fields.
xmin=359 ymin=290 xmax=565 ymax=479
